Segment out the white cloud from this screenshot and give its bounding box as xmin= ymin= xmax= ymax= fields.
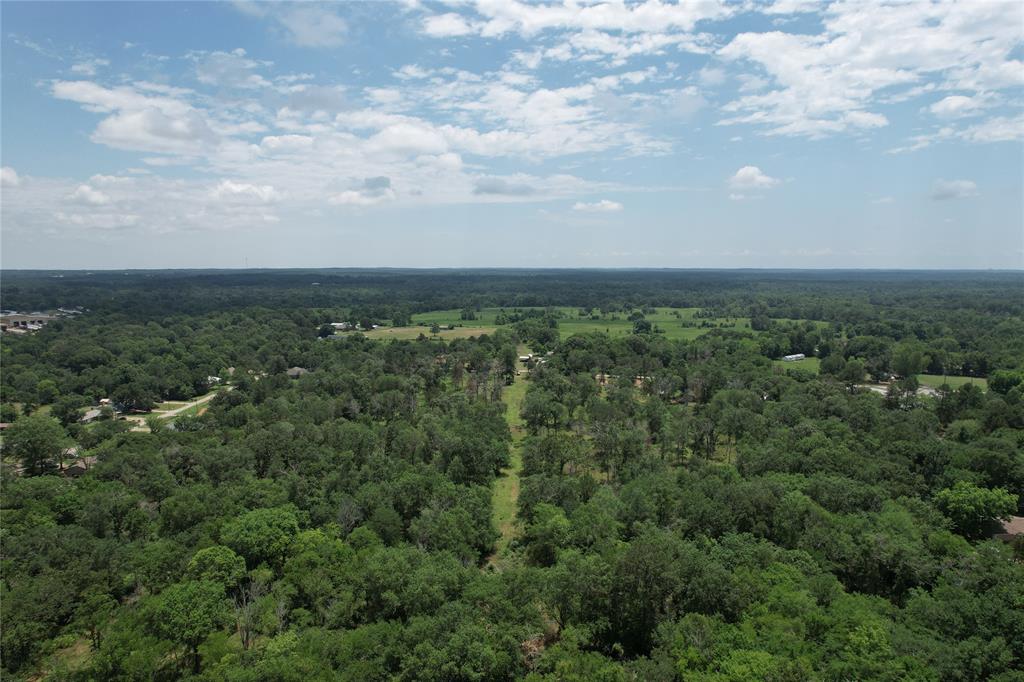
xmin=729 ymin=165 xmax=780 ymax=190
xmin=52 ymin=80 xmax=219 ymax=156
xmin=1 ymin=166 xmax=21 ymax=187
xmin=416 ymin=1 xmax=731 ymax=67
xmin=929 ymin=94 xmax=987 ymax=119
xmin=718 ymin=1 xmax=1024 ymax=138
xmin=423 ymin=13 xmax=476 ymax=37
xmin=696 ymin=65 xmax=726 ymax=86
xmin=888 ymin=113 xmax=1024 ymax=153
xmin=420 ymin=1 xmax=735 ymax=38
xmin=69 ymin=184 xmax=111 ymax=205
xmin=210 ymin=180 xmax=280 ymax=203
xmin=960 ymin=115 xmax=1024 ymax=143
xmin=931 ymin=179 xmax=978 ymax=201
xmin=71 ymin=58 xmax=110 ymax=76
xmin=871 ymin=196 xmax=895 ymax=205
xmin=572 ymin=199 xmax=623 ymax=212
xmin=761 ymin=0 xmax=820 ymax=14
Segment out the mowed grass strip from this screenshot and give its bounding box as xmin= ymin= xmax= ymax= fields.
xmin=491 ymin=360 xmax=529 ymax=561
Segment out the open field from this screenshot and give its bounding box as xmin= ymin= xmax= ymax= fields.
xmin=917 ymin=374 xmax=988 ymax=391
xmin=772 ymin=357 xmax=822 ymax=372
xmin=382 ymin=306 xmax=751 ymax=342
xmin=558 ymin=314 xmax=748 ymax=341
xmin=768 ymin=359 xmax=988 ymax=392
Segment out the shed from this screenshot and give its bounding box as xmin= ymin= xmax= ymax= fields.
xmin=286 ymin=366 xmax=310 ymax=379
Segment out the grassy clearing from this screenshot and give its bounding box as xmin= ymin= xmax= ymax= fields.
xmin=766 ymin=360 xmax=987 ymax=391
xmin=917 ymin=374 xmax=988 ymax=390
xmin=558 ymin=306 xmax=749 ymax=341
xmin=362 ymin=326 xmax=497 ymax=341
xmin=772 ymin=357 xmax=822 ymax=373
xmin=399 ymin=306 xmax=750 ymax=342
xmin=490 ymin=355 xmax=529 ymax=565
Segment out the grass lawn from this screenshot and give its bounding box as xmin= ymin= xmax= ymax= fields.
xmin=917 ymin=374 xmax=987 ymax=391
xmin=772 ymin=357 xmax=822 ymax=373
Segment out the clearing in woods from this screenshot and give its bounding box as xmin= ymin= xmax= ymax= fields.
xmin=357 ymin=306 xmax=758 ymax=342
xmin=488 ymin=350 xmax=530 ymax=567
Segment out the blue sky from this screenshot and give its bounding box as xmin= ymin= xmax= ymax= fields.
xmin=1 ymin=0 xmax=1022 ymax=269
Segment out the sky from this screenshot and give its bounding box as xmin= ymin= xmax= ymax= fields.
xmin=1 ymin=0 xmax=1022 ymax=270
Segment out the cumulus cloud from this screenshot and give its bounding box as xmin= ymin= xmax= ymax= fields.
xmin=960 ymin=115 xmax=1024 ymax=143
xmin=572 ymin=199 xmax=623 ymax=212
xmin=419 ymin=1 xmax=734 ymax=39
xmin=70 ymin=184 xmax=111 ymax=205
xmin=423 ymin=13 xmax=476 ymax=37
xmin=210 ymin=180 xmax=280 ymax=203
xmin=416 ymin=1 xmax=731 ymax=67
xmin=1 ymin=166 xmax=20 ymax=187
xmin=931 ymin=179 xmax=978 ymax=201
xmin=52 ymin=80 xmax=219 ymax=156
xmin=729 ymin=165 xmax=780 ymax=190
xmin=718 ymin=1 xmax=1024 ymax=138
xmin=15 ymin=0 xmax=1017 ymax=245
xmin=929 ymin=95 xmax=987 ymax=119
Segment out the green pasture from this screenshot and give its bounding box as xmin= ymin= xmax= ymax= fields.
xmin=405 ymin=306 xmax=750 ymax=342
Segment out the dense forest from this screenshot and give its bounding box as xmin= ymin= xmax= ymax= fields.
xmin=1 ymin=269 xmax=1023 ymax=681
